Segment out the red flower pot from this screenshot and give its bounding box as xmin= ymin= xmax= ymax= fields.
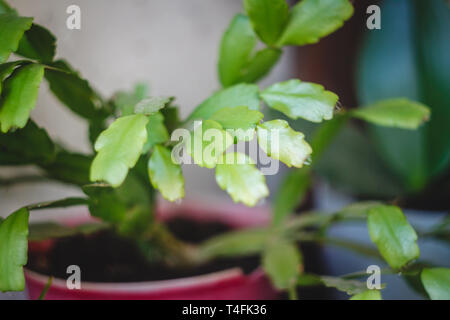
xmin=25 ymin=202 xmax=278 ymax=300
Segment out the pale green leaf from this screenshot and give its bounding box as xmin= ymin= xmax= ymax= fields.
xmin=210 ymin=106 xmax=263 ymax=141
xmin=0 ymin=14 xmax=32 ymax=62
xmin=0 ymin=208 xmax=29 ymax=292
xmin=199 ymin=228 xmax=269 ymax=261
xmin=367 ymin=205 xmax=420 ymax=270
xmin=257 ymin=119 xmax=312 ymax=168
xmin=188 ymin=120 xmax=233 ymax=168
xmin=148 ymin=145 xmax=184 ymax=202
xmin=90 ymin=114 xmax=149 ymax=187
xmin=215 ymin=152 xmax=268 ymax=206
xmin=320 ymin=276 xmax=373 ymax=295
xmin=350 ymin=289 xmax=382 ymax=300
xmin=134 ymin=96 xmax=171 ymax=115
xmin=261 ymin=79 xmax=338 ymax=122
xmin=142 ymin=112 xmax=169 ymax=153
xmin=187 ymin=83 xmax=260 ymax=121
xmin=352 ymin=98 xmax=430 ymax=129
xmin=263 ymin=241 xmax=302 ymax=289
xmin=244 ymin=0 xmax=289 ymax=45
xmin=278 ymin=0 xmax=353 ymax=46
xmin=421 ymin=268 xmax=450 ymax=300
xmin=0 ymin=64 xmax=44 ymax=132
xmin=218 ymin=14 xmax=257 ymax=87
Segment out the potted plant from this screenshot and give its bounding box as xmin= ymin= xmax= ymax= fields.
xmin=0 ymin=0 xmax=449 ymax=300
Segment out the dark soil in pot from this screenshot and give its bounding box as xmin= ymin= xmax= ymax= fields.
xmin=27 ymin=217 xmax=260 ymax=283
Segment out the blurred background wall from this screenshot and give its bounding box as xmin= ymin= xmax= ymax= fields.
xmin=1 ymin=0 xmax=296 ymax=220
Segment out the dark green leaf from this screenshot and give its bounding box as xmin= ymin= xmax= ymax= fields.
xmin=28 ymin=222 xmax=107 ymax=242
xmin=43 ymin=151 xmax=92 ymax=185
xmin=0 ymin=63 xmax=44 ymax=132
xmin=218 ymin=14 xmax=257 ymax=87
xmin=421 ymin=268 xmax=450 ymax=300
xmin=0 ymin=120 xmax=55 ymax=165
xmin=0 ymin=208 xmax=29 ymax=292
xmin=25 ymin=197 xmax=88 ymax=211
xmin=263 ymin=241 xmax=302 ymax=290
xmin=367 ymin=205 xmax=420 ymax=270
xmin=244 ymin=0 xmax=289 ymax=45
xmin=272 ymin=168 xmax=310 ymax=226
xmin=0 ymin=60 xmax=30 ymax=95
xmin=90 ymin=114 xmax=149 ymax=187
xmin=45 ymin=60 xmax=106 ymax=119
xmin=261 ymin=79 xmax=338 ymax=123
xmin=16 ymin=24 xmax=56 ymax=63
xmin=148 ymin=145 xmax=184 ymax=202
xmin=0 ymin=13 xmax=32 ymax=62
xmin=278 ymin=0 xmax=353 ymax=46
xmin=82 ymin=184 xmax=127 ymax=224
xmin=238 ymin=48 xmax=282 ymax=84
xmin=187 ymin=83 xmax=260 ymax=121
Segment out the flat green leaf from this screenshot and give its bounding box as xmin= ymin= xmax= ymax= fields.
xmin=352 ymin=98 xmax=430 ymax=130
xmin=215 ymin=152 xmax=268 ymax=206
xmin=187 ymin=83 xmax=260 ymax=121
xmin=25 ymin=197 xmax=88 ymax=211
xmin=239 ymin=48 xmax=282 ymax=84
xmin=263 ymin=241 xmax=302 ymax=289
xmin=272 ymin=168 xmax=311 ymax=226
xmin=28 ymin=222 xmax=106 ymax=242
xmin=0 ymin=208 xmax=29 ymax=292
xmin=261 ymin=79 xmax=338 ymax=123
xmin=218 ymin=14 xmax=257 ymax=87
xmin=134 ymin=96 xmax=172 ymax=115
xmin=244 ymin=0 xmax=289 ymax=45
xmin=320 ymin=276 xmax=373 ymax=295
xmin=199 ymin=228 xmax=269 ymax=261
xmin=367 ymin=205 xmax=420 ymax=270
xmin=210 ymin=106 xmax=263 ymax=141
xmin=0 ymin=14 xmax=32 ymax=62
xmin=278 ymin=0 xmax=353 ymax=46
xmin=0 ymin=120 xmax=55 ymax=165
xmin=421 ymin=268 xmax=450 ymax=300
xmin=82 ymin=184 xmax=127 ymax=223
xmin=45 ymin=60 xmax=106 ymax=119
xmin=90 ymin=114 xmax=149 ymax=187
xmin=350 ymin=290 xmax=382 ymax=300
xmin=257 ymin=119 xmax=312 ymax=168
xmin=16 ymin=24 xmax=56 ymax=63
xmin=113 ymin=83 xmax=149 ymax=116
xmin=0 ymin=0 xmax=15 ymax=14
xmin=188 ymin=120 xmax=233 ymax=168
xmin=0 ymin=63 xmax=44 ymax=132
xmin=148 ymin=145 xmax=184 ymax=202
xmin=142 ymin=112 xmax=169 ymax=153
xmin=43 ymin=151 xmax=92 ymax=186
xmin=0 ymin=60 xmax=29 ymax=95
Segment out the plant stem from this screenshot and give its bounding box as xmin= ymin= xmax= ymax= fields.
xmin=288 ymin=285 xmax=298 ymax=300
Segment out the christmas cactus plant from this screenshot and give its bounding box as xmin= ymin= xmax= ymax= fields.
xmin=0 ymin=0 xmax=449 ymax=299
